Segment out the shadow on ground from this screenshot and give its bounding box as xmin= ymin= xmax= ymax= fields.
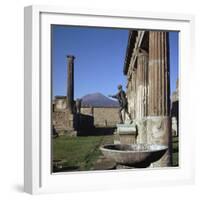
xmin=77 ymin=127 xmax=116 ymax=136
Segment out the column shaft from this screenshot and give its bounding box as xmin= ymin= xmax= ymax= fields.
xmin=147 ymin=31 xmax=172 ymax=167
xmin=67 ymin=55 xmax=75 ymax=113
xmin=148 ymin=32 xmax=170 ymax=116
xmin=136 ymin=51 xmax=148 ymax=119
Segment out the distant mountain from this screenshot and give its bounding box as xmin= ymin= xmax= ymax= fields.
xmin=81 ymin=92 xmax=119 ymax=107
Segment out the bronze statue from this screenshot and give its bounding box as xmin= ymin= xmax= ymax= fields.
xmin=109 ymin=84 xmax=132 ymax=124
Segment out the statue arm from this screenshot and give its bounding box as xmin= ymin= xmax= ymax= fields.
xmin=109 ymin=94 xmax=118 ymax=99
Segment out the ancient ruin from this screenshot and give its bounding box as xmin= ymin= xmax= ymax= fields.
xmin=122 ymin=30 xmax=172 ymax=167
xmin=52 ymin=55 xmax=77 ymax=136
xmin=52 ymin=55 xmax=120 ymax=136
xmin=53 ymin=30 xmax=178 ymax=169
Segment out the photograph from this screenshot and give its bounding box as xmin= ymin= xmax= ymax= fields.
xmin=51 ymin=25 xmax=179 ymax=173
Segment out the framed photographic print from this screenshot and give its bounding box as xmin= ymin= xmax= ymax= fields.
xmin=24 ymin=5 xmax=195 ymax=194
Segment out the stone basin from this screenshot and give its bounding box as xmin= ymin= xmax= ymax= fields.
xmin=100 ymin=144 xmax=167 ymax=168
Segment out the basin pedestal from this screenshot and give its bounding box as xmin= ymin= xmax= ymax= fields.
xmin=114 ymin=122 xmax=137 ymax=145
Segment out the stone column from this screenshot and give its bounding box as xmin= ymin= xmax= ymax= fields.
xmin=66 ymin=55 xmax=75 ymax=113
xmin=136 ymin=50 xmax=148 ymax=119
xmin=135 ymin=50 xmax=148 ymax=144
xmin=127 ymin=70 xmax=137 ymax=119
xmin=147 ymin=31 xmax=172 ymax=167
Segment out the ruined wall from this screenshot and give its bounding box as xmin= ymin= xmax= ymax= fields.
xmin=52 ymin=106 xmax=119 ymax=132
xmin=52 ymin=109 xmax=75 ymax=133
xmin=81 ymin=107 xmax=119 ymax=127
xmin=53 ymin=97 xmax=67 ymax=111
xmin=80 ymin=107 xmax=94 ymax=116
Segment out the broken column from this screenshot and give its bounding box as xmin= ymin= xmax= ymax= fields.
xmin=66 ymin=55 xmax=75 ymax=113
xmin=147 ymin=31 xmax=172 ymax=167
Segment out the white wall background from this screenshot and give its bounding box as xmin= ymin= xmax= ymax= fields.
xmin=0 ymin=0 xmax=199 ymax=199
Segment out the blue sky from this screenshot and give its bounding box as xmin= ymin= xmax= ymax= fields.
xmin=169 ymin=31 xmax=179 ymax=93
xmin=52 ymin=26 xmax=178 ymax=98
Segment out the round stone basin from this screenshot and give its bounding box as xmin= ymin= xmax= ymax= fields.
xmin=100 ymin=144 xmax=168 ymax=167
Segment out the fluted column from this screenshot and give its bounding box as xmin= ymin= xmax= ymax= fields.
xmin=136 ymin=50 xmax=148 ymax=119
xmin=128 ymin=70 xmax=137 ymax=119
xmin=66 ymin=55 xmax=75 ymax=113
xmin=147 ymin=31 xmax=172 ymax=167
xmin=148 ymin=32 xmax=170 ymax=116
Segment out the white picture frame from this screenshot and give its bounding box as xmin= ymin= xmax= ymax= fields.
xmin=24 ymin=5 xmax=195 ymax=194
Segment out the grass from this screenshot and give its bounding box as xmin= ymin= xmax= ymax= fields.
xmin=53 ymin=135 xmax=179 ymax=172
xmin=52 ymin=135 xmax=113 ymax=172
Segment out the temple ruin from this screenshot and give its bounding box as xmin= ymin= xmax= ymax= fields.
xmin=52 ymin=30 xmax=178 ymax=168
xmin=123 ymin=30 xmax=172 ymax=167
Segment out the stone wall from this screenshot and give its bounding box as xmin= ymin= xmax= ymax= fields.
xmin=52 ymin=109 xmax=76 ymax=136
xmin=52 ymin=106 xmax=119 ymax=133
xmin=81 ymin=107 xmax=119 ymax=127
xmin=53 ymin=97 xmax=67 ymax=111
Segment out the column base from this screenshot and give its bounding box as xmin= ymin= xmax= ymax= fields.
xmin=146 ymin=116 xmax=172 ymax=167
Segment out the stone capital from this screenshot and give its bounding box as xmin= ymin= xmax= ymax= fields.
xmin=67 ymin=55 xmax=75 ymax=60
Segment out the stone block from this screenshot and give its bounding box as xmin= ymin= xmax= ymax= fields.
xmin=136 ymin=118 xmax=147 ymax=144
xmin=114 ymin=123 xmax=137 ymax=144
xmin=116 ymin=123 xmax=136 ymax=133
xmin=118 ymin=133 xmax=137 ymax=144
xmin=146 ymin=116 xmax=172 ymax=167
